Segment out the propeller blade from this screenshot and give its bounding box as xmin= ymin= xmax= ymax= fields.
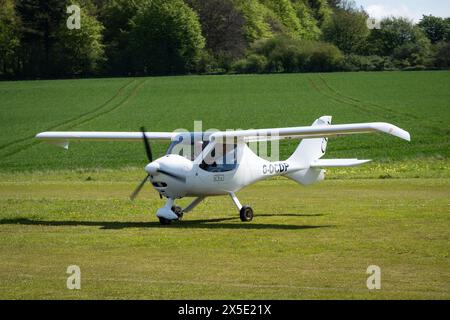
xmin=140 ymin=127 xmax=153 ymax=162
xmin=130 ymin=174 xmax=150 ymax=200
xmin=157 ymin=169 xmax=186 ymax=183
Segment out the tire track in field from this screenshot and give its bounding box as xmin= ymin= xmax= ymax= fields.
xmin=307 ymin=77 xmax=385 ymax=118
xmin=317 ymin=75 xmax=417 ymax=119
xmin=60 ymin=78 xmax=146 ymax=129
xmin=0 ymin=79 xmax=135 ymax=152
xmin=0 ymin=79 xmax=147 ymax=159
xmin=316 ymin=75 xmax=444 ymax=132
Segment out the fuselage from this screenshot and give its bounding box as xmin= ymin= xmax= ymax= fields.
xmin=147 ymin=143 xmax=303 ymax=199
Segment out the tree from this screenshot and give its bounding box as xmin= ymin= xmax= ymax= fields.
xmin=446 ymin=18 xmax=450 ymax=41
xmin=186 ymin=0 xmax=246 ymax=58
xmin=431 ymin=41 xmax=450 ymax=68
xmin=16 ymin=0 xmax=67 ymax=77
xmin=291 ymin=0 xmax=321 ymax=40
xmin=0 ymin=0 xmax=21 ymax=76
xmin=232 ymin=0 xmax=272 ymax=42
xmin=306 ymin=0 xmax=332 ymax=28
xmin=99 ymin=0 xmax=145 ymax=75
xmin=53 ymin=1 xmax=105 ymax=76
xmin=129 ymin=0 xmax=205 ymax=75
xmin=327 ymin=0 xmax=342 ymax=9
xmin=367 ymin=17 xmax=431 ymax=66
xmin=418 ymin=15 xmax=450 ymax=43
xmin=233 ymin=0 xmax=324 ymax=42
xmin=260 ymin=0 xmax=303 ymax=38
xmin=322 ymin=6 xmax=369 ymax=54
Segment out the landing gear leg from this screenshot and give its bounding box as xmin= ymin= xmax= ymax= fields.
xmin=229 ymin=192 xmax=253 ymax=222
xmin=182 ymin=196 xmax=206 ymax=214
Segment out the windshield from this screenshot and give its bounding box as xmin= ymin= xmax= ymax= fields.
xmin=166 ymin=135 xmax=209 ymax=161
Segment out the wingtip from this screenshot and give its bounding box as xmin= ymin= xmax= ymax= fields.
xmin=383 ymin=124 xmax=411 ymax=142
xmin=405 ymin=132 xmax=411 ymax=142
xmin=398 ymin=129 xmax=411 ymax=142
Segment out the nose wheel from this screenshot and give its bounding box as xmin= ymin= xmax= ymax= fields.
xmin=158 ymin=205 xmax=183 ymax=225
xmin=158 ymin=217 xmax=172 ymax=225
xmin=171 ymin=205 xmax=183 ymax=220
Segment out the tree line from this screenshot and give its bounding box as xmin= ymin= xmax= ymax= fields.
xmin=1 ymin=0 xmax=449 ymax=79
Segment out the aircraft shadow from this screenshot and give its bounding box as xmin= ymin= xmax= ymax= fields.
xmin=257 ymin=213 xmax=326 ymax=217
xmin=0 ymin=217 xmax=333 ymax=231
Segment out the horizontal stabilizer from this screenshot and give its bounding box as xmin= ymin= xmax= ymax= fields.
xmin=310 ymin=159 xmax=371 ymax=168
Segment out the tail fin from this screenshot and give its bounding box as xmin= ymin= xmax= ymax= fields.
xmin=286 ymin=116 xmax=331 ymax=186
xmin=288 ymin=116 xmax=332 ymax=167
xmin=286 ymin=116 xmax=373 ymax=185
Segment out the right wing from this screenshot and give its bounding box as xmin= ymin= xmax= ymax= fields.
xmin=210 ymin=122 xmax=411 ymax=142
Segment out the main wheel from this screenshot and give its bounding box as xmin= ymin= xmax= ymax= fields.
xmin=159 ymin=217 xmax=172 ymax=225
xmin=239 ymin=206 xmax=254 ymax=222
xmin=171 ymin=205 xmax=183 ymax=220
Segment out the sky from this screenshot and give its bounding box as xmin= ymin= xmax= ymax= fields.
xmin=353 ymin=0 xmax=450 ymax=22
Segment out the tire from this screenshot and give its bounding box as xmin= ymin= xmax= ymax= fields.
xmin=159 ymin=217 xmax=172 ymax=225
xmin=239 ymin=206 xmax=254 ymax=222
xmin=171 ymin=206 xmax=183 ymax=220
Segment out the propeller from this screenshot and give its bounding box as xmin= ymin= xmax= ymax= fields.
xmin=141 ymin=127 xmax=152 ymax=162
xmin=130 ymin=126 xmax=185 ymax=200
xmin=130 ymin=174 xmax=150 ymax=201
xmin=130 ymin=127 xmax=154 ymax=200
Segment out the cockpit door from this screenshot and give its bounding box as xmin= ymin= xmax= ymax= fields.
xmin=194 ymin=140 xmax=241 ymax=186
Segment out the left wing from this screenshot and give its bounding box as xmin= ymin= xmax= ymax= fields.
xmin=36 ymin=131 xmax=175 ymax=149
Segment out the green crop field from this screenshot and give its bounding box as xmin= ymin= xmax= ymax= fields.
xmin=0 ymin=71 xmax=449 ymax=299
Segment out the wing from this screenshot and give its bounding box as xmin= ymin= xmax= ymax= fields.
xmin=35 ymin=131 xmax=175 ymax=149
xmin=210 ymin=122 xmax=411 ymax=142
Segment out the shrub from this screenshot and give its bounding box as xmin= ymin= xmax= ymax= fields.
xmin=402 ymin=65 xmax=427 ymax=71
xmin=231 ymin=59 xmax=248 ymax=73
xmin=343 ymin=55 xmax=394 ymax=71
xmin=236 ymin=35 xmax=344 ymax=73
xmin=245 ymin=54 xmax=268 ymax=73
xmin=231 ymin=54 xmax=267 ymax=73
xmin=308 ymin=42 xmax=344 ymax=72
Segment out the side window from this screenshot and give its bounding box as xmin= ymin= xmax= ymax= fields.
xmin=199 ymin=143 xmax=237 ymax=172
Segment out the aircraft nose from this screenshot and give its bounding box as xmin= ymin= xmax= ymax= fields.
xmin=145 ymin=162 xmax=160 ymax=175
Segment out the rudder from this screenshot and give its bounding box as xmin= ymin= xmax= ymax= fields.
xmin=287 ymin=116 xmax=332 ymax=168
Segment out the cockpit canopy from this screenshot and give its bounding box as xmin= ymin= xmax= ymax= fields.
xmin=166 ymin=133 xmax=238 ymax=172
xmin=166 ymin=132 xmax=206 ymax=161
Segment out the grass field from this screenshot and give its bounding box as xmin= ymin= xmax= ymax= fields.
xmin=0 ymin=71 xmax=449 ymax=299
xmin=0 ymin=71 xmax=449 ymax=171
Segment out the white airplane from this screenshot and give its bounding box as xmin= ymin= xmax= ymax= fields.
xmin=36 ymin=116 xmax=410 ymax=225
